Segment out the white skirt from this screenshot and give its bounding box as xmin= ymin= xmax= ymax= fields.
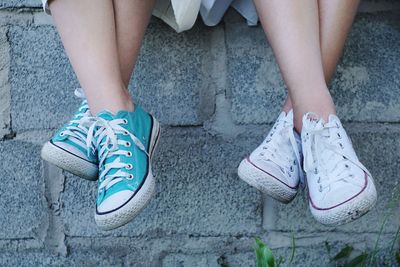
xmin=154 ymin=0 xmax=258 ymax=32
xmin=41 ymin=0 xmax=258 ymax=33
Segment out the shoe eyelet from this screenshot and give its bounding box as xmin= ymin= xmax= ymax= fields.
xmin=290 ymin=166 xmax=294 ymax=172
xmin=60 ymin=132 xmax=65 ymax=136
xmin=339 ymin=143 xmax=344 ymax=149
xmin=127 ymin=174 xmax=134 ymax=180
xmin=125 ymin=142 xmax=131 ymax=147
xmin=123 ymin=131 xmax=129 ymax=136
xmin=126 ymin=164 xmax=133 ymax=170
xmin=337 ymin=132 xmax=342 ymax=139
xmin=319 ymin=185 xmax=323 ymax=192
xmin=127 ymin=151 xmax=132 ymax=157
xmin=314 ymin=168 xmax=318 ymax=174
xmin=345 ymin=164 xmax=349 ymax=168
xmin=123 ymin=119 xmax=128 ymax=124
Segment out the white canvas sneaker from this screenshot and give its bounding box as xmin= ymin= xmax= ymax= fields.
xmin=238 ymin=110 xmax=303 ymax=203
xmin=302 ymin=113 xmax=377 ymax=226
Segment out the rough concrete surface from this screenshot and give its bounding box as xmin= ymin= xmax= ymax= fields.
xmin=0 ymin=2 xmax=399 ymax=267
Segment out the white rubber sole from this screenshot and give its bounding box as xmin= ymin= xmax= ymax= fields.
xmin=41 ymin=141 xmax=98 ymax=181
xmin=238 ymin=158 xmax=298 ymax=204
xmin=95 ymin=118 xmax=161 ymax=231
xmin=309 ymin=175 xmax=377 ymax=226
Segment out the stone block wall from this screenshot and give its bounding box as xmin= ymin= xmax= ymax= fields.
xmin=0 ymin=1 xmax=399 ymax=266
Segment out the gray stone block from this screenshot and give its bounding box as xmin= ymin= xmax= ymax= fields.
xmin=60 ymin=128 xmax=262 ymax=237
xmin=225 ymin=21 xmax=286 ymax=125
xmin=332 ymin=13 xmax=400 ymax=122
xmin=0 ymin=27 xmax=10 ymax=139
xmin=0 ymin=140 xmax=47 ymax=239
xmin=0 ymin=250 xmax=124 ymax=267
xmin=130 ymin=19 xmax=215 ymax=125
xmin=9 ymin=20 xmax=215 ymax=132
xmin=271 ymin=124 xmax=400 ymax=233
xmin=0 ymin=0 xmax=40 ymax=9
xmin=226 ymin=11 xmax=400 ymax=124
xmin=9 ymin=26 xmax=80 ymax=132
xmin=162 ymin=254 xmax=218 ymax=267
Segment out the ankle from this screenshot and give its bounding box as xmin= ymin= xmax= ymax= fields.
xmin=87 ymin=87 xmax=135 ymax=115
xmin=293 ymin=105 xmax=336 ymax=132
xmin=281 ymin=97 xmax=293 ymax=113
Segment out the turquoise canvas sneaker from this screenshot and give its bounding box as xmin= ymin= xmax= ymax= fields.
xmin=41 ymin=88 xmax=98 ymax=181
xmin=91 ymin=106 xmax=160 ymax=230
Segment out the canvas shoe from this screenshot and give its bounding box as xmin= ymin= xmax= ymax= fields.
xmin=302 ymin=113 xmax=377 ymax=226
xmin=238 ymin=110 xmax=303 ymax=203
xmin=41 ymin=88 xmax=98 ymax=181
xmin=91 ymin=106 xmax=160 ymax=230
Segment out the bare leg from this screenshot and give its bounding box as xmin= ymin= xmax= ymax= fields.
xmin=281 ymin=0 xmax=360 ymax=117
xmin=49 ymin=0 xmax=133 ymax=115
xmin=319 ymin=0 xmax=360 ymax=82
xmin=113 ymin=0 xmax=156 ymax=86
xmin=254 ymin=0 xmax=335 ymax=131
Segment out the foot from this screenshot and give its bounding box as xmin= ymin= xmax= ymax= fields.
xmin=41 ymin=88 xmax=98 ymax=181
xmin=92 ymin=106 xmax=160 ymax=230
xmin=302 ymin=113 xmax=377 ymax=226
xmin=238 ymin=110 xmax=303 ymax=203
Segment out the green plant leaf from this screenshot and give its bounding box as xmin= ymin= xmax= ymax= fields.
xmin=332 ymin=245 xmax=353 ymax=261
xmin=344 ymin=252 xmax=368 ymax=267
xmin=255 ymin=238 xmax=275 ymax=267
xmin=396 ymin=251 xmax=400 ymax=265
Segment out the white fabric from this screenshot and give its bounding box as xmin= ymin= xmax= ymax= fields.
xmin=153 ymin=0 xmax=201 ymax=33
xmin=200 ymin=0 xmax=258 ymax=26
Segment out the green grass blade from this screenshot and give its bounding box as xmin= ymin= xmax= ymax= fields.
xmin=390 ymin=223 xmax=400 ymax=254
xmin=344 ymin=252 xmax=368 ymax=267
xmin=332 ymin=245 xmax=353 ymax=261
xmin=288 ymin=232 xmax=295 ymax=265
xmin=277 ymin=255 xmax=283 ymax=267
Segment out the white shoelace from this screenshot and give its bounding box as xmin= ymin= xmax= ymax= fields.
xmin=87 ymin=118 xmax=148 ymax=191
xmin=260 ymin=115 xmax=304 ymax=184
xmin=60 ymin=88 xmax=97 ymax=157
xmin=303 ymin=119 xmax=370 ymax=192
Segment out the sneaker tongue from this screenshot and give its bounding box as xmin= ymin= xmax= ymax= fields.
xmin=285 ymin=110 xmax=294 ymax=120
xmin=97 ymin=110 xmax=115 ymax=121
xmin=305 ymin=113 xmax=321 ymax=123
xmin=328 ymin=114 xmax=342 ymax=127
